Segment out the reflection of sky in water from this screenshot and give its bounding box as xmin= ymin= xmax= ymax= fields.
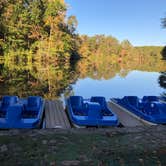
xmin=71 ymin=70 xmax=165 ymax=100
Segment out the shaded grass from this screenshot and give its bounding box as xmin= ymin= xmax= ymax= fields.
xmin=0 ymin=132 xmax=166 ymax=165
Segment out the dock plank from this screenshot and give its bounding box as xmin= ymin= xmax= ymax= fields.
xmin=45 ymin=100 xmax=71 ymax=129
xmin=108 ymin=101 xmax=153 ymax=127
xmin=56 ymin=101 xmax=70 ymax=129
xmin=54 ymin=101 xmax=64 ymax=127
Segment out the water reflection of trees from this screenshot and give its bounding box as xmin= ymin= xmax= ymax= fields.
xmin=158 ymin=47 xmax=166 ymax=96
xmin=0 ymin=47 xmax=166 ymax=99
xmin=159 ymin=72 xmax=166 ymax=97
xmin=158 ymin=72 xmax=166 ymax=89
xmin=161 ymin=46 xmax=166 ymax=60
xmin=76 ymin=50 xmax=166 ymax=80
xmin=0 ymin=53 xmax=78 ymax=99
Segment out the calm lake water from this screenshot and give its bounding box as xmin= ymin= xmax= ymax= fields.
xmin=0 ymin=57 xmax=166 ymax=100
xmin=67 ymin=70 xmax=165 ymax=100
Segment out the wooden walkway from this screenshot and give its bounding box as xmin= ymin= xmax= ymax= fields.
xmin=45 ymin=100 xmax=71 ymax=129
xmin=108 ymin=100 xmax=155 ymax=127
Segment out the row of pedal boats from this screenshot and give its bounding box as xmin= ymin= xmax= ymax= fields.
xmin=0 ymin=95 xmax=165 ymax=128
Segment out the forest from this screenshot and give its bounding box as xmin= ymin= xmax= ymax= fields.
xmin=0 ymin=0 xmax=165 ymax=60
xmin=0 ymin=0 xmax=165 ymax=98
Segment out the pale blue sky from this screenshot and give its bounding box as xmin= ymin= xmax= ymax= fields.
xmin=65 ymin=0 xmax=166 ymax=46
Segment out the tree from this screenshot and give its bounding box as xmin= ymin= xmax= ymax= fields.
xmin=67 ymin=15 xmax=78 ymax=33
xmin=161 ymin=16 xmax=166 ymax=28
xmin=0 ymin=0 xmax=80 ymax=61
xmin=121 ymin=40 xmax=132 ymax=49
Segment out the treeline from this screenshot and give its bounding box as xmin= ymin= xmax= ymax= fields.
xmin=0 ymin=1 xmax=164 ymax=62
xmin=75 ymin=35 xmax=165 ymax=81
xmin=79 ymin=35 xmax=132 ymax=58
xmin=77 ymin=35 xmax=164 ymax=79
xmin=0 ymin=0 xmax=80 ymax=62
xmin=78 ymin=35 xmax=163 ymax=59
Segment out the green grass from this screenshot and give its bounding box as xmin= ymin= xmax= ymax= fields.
xmin=0 ymin=132 xmax=165 ymax=165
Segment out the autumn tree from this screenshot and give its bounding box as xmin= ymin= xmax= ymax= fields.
xmin=0 ymin=0 xmax=80 ymax=61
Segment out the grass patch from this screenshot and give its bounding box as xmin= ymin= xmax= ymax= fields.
xmin=0 ymin=132 xmax=165 ymax=165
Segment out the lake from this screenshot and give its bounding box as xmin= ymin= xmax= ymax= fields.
xmin=63 ymin=70 xmax=166 ymax=100
xmin=0 ymin=55 xmax=166 ymax=100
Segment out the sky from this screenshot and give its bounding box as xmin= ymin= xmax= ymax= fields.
xmin=65 ymin=0 xmax=166 ymax=46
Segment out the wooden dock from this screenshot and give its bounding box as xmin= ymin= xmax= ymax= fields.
xmin=45 ymin=100 xmax=71 ymax=129
xmin=108 ymin=100 xmax=156 ymax=127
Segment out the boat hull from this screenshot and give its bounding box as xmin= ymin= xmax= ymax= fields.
xmin=0 ymin=96 xmax=45 ymax=129
xmin=112 ymin=96 xmax=166 ymax=125
xmin=67 ymin=96 xmax=119 ymax=127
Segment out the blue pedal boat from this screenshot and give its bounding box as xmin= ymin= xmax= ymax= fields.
xmin=67 ymin=96 xmax=119 ymax=127
xmin=112 ymin=96 xmax=166 ymax=124
xmin=0 ymin=96 xmax=45 ymax=129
